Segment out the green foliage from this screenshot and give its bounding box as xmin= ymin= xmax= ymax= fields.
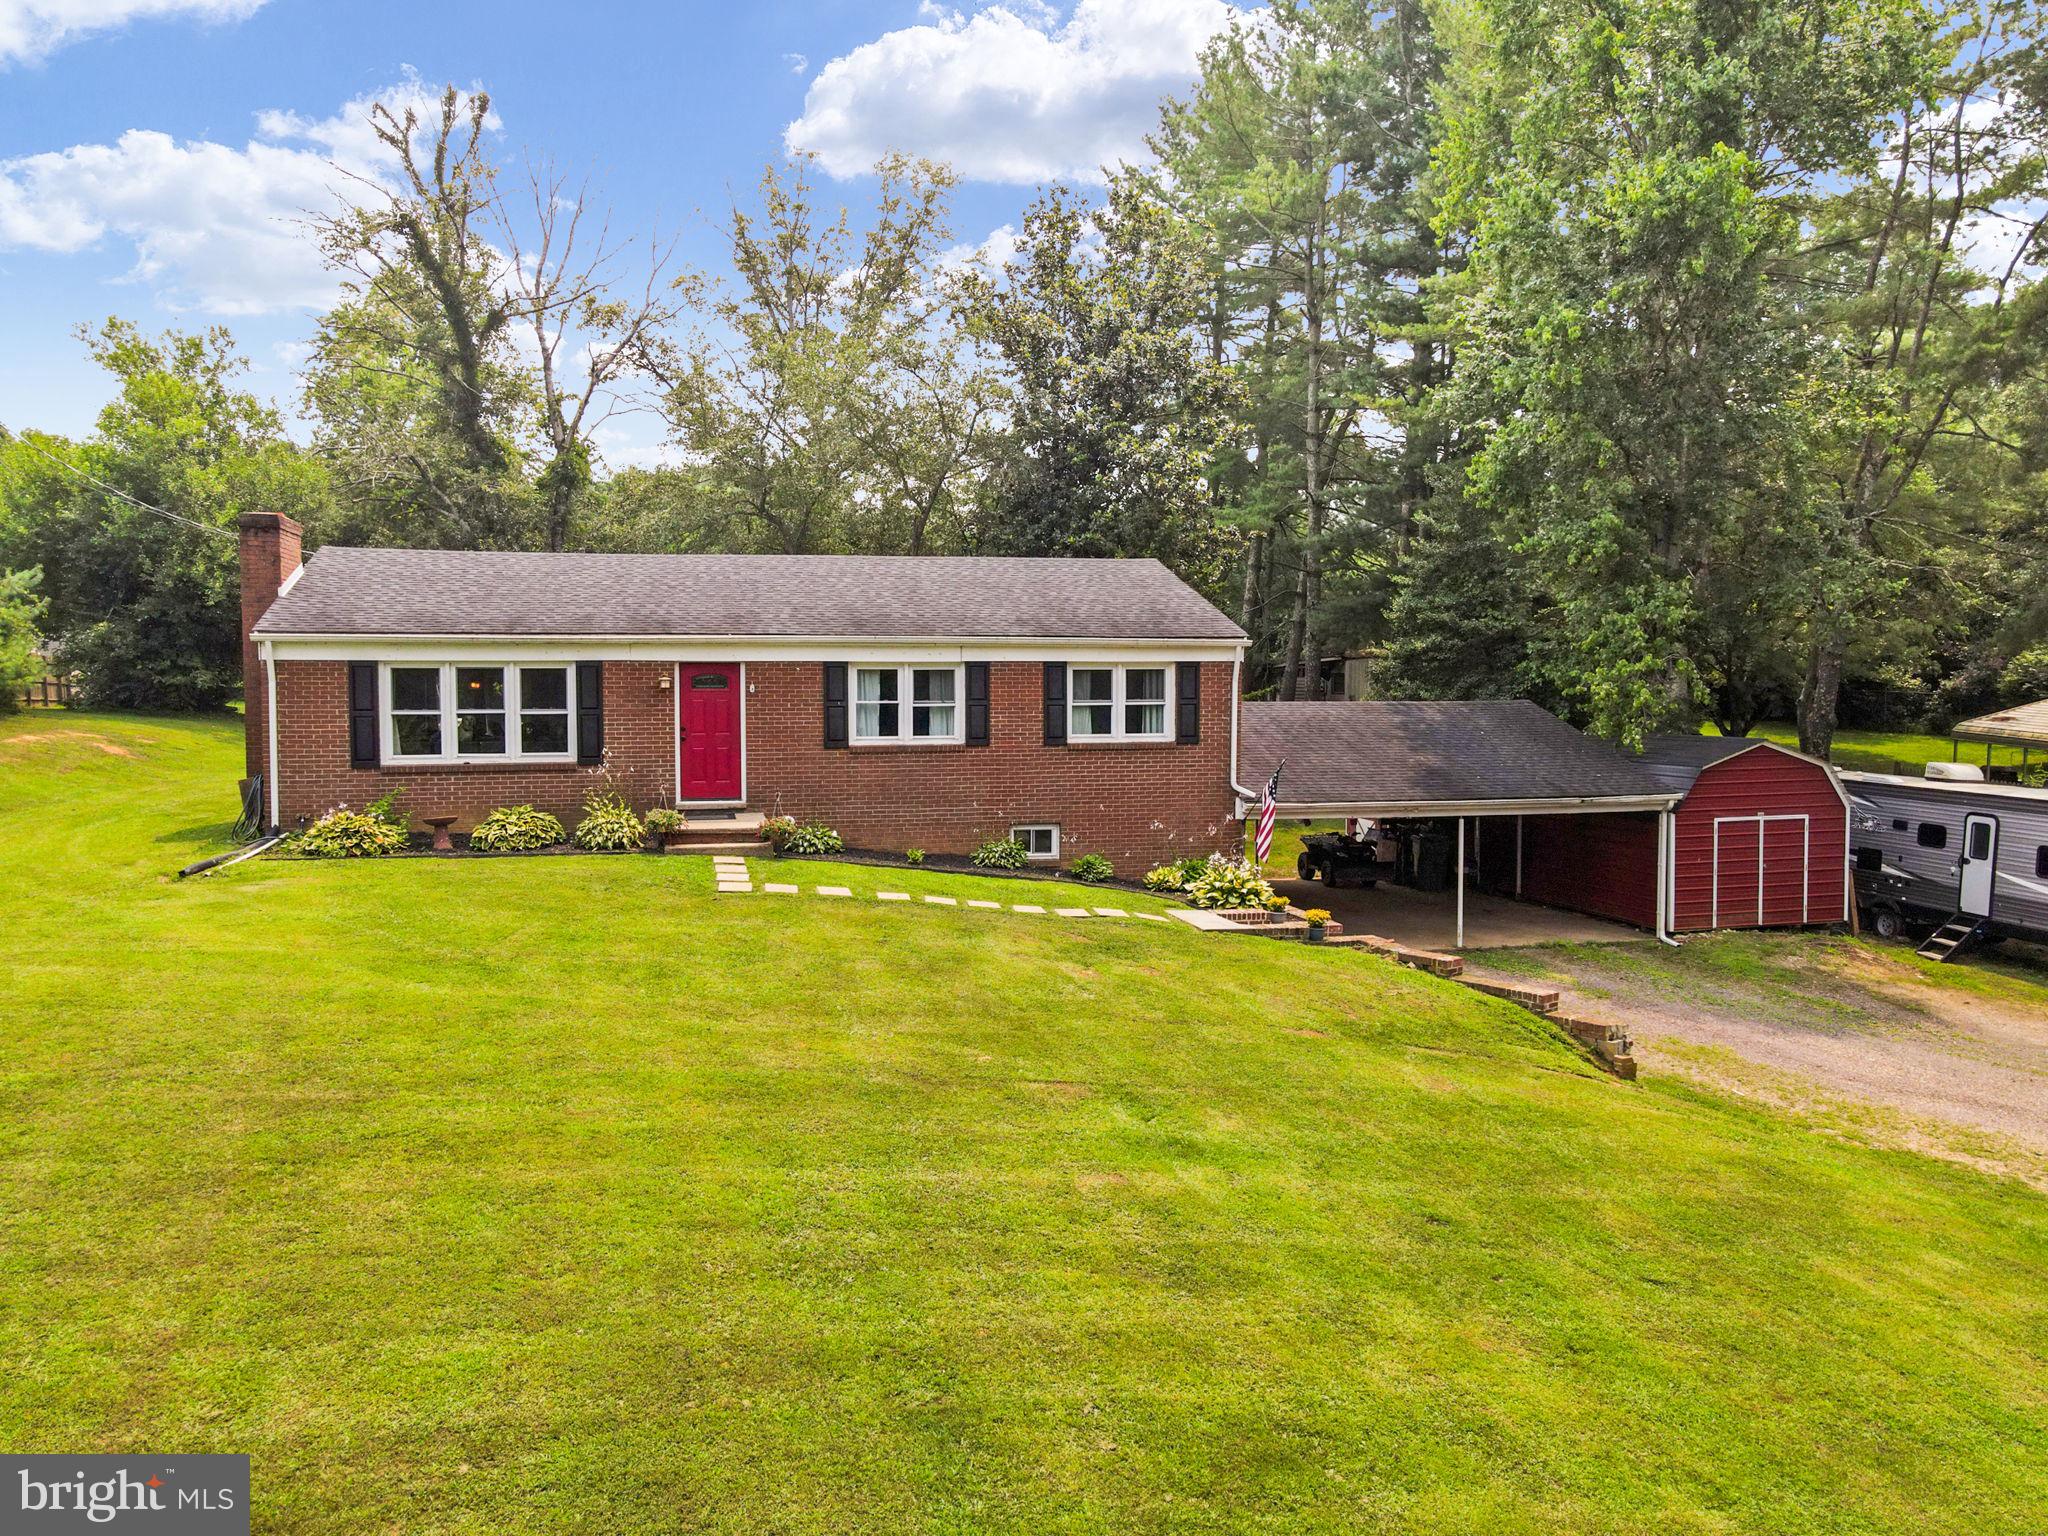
xmin=0 ymin=566 xmax=48 ymax=714
xmin=0 ymin=322 xmax=329 ymax=710
xmin=644 ymin=807 xmax=686 ymax=837
xmin=1068 ymin=853 xmax=1115 ymax=884
xmin=660 ymin=154 xmax=993 ymax=557
xmin=781 ymin=820 xmax=845 ymax=855
xmin=295 ymin=808 xmax=408 ymax=859
xmin=364 ymin=786 xmax=407 ymax=832
xmin=762 ymin=814 xmax=798 ymax=851
xmin=468 ymin=804 xmax=566 ymax=852
xmin=572 ymin=791 xmax=645 ymax=852
xmin=1142 ymin=855 xmax=1212 ymax=893
xmin=1184 ymin=854 xmax=1278 ymax=910
xmin=961 ymin=179 xmax=1245 ymax=596
xmin=905 ymin=847 xmax=925 ymax=865
xmin=971 ymin=837 xmax=1030 ymax=871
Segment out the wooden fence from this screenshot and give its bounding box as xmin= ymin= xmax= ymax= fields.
xmin=18 ymin=676 xmax=78 ymax=709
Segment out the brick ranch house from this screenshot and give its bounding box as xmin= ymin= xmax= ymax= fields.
xmin=240 ymin=513 xmax=1252 ymax=868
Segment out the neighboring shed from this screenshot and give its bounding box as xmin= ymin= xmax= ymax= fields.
xmin=1638 ymin=736 xmax=1851 ymax=930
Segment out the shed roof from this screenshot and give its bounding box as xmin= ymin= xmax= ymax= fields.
xmin=1951 ymin=698 xmax=2048 ymax=748
xmin=1240 ymin=700 xmax=1674 ymax=814
xmin=252 ymin=547 xmax=1246 ymax=643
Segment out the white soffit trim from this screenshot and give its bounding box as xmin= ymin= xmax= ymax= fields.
xmin=1264 ymin=795 xmax=1683 ymax=818
xmin=264 ymin=635 xmax=1246 ymax=664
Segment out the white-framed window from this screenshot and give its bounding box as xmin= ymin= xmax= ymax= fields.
xmin=1010 ymin=824 xmax=1059 ymax=860
xmin=1068 ymin=664 xmax=1171 ymax=741
xmin=383 ymin=663 xmax=576 ymax=763
xmin=852 ymin=663 xmax=963 ymax=744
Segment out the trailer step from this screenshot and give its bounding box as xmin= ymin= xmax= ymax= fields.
xmin=1915 ymin=914 xmax=1987 ymax=964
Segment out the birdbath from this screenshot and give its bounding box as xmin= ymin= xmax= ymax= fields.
xmin=423 ymin=815 xmax=458 ymax=853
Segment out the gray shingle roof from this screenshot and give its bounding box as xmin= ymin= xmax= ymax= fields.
xmin=1634 ymin=733 xmax=1768 ymax=793
xmin=253 ymin=548 xmax=1245 ymax=642
xmin=1240 ymin=700 xmax=1670 ymax=808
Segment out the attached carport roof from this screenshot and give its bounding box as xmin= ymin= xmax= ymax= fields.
xmin=1951 ymin=697 xmax=2048 ymax=748
xmin=1240 ymin=700 xmax=1677 ymax=816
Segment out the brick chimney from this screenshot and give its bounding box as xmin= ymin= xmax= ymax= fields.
xmin=239 ymin=512 xmax=302 ymax=783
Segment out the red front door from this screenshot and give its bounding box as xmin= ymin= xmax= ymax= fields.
xmin=679 ymin=664 xmax=743 ymax=801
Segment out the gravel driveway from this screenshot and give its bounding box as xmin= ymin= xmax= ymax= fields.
xmin=1475 ymin=934 xmax=2048 ymax=1187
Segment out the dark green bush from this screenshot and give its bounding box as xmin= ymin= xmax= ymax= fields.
xmin=469 ymin=804 xmax=565 ymax=852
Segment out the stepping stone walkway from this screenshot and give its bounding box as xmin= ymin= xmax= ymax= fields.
xmin=708 ymin=862 xmax=1178 ymax=934
xmin=712 ymin=853 xmax=753 ymax=894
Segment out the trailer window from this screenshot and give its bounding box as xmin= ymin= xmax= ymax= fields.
xmin=1917 ymin=823 xmax=1947 ymax=849
xmin=1855 ymin=846 xmax=1882 ymax=873
xmin=2037 ymin=846 xmax=2048 ymax=879
xmin=1967 ymin=822 xmax=1993 ymax=860
xmin=1892 ymin=818 xmax=1909 ymax=831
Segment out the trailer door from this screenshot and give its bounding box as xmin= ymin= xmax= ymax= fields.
xmin=1959 ymin=814 xmax=1998 ymax=918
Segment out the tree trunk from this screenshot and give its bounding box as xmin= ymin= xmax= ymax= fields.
xmin=1799 ymin=633 xmax=1845 ymax=761
xmin=1279 ymin=220 xmax=1325 ymax=703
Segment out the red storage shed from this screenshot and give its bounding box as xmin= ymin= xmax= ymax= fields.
xmin=1639 ymin=737 xmax=1851 ymax=931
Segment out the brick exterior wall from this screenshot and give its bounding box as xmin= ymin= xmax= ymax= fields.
xmin=271 ymin=660 xmax=676 ymax=828
xmin=239 ymin=513 xmax=300 ymax=781
xmin=745 ymin=661 xmax=1239 ymax=868
xmin=266 ymin=657 xmax=1243 ymax=869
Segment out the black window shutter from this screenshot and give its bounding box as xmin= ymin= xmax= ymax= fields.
xmin=576 ymin=662 xmax=604 ymax=764
xmin=1042 ymin=662 xmax=1067 ymax=746
xmin=965 ymin=662 xmax=990 ymax=746
xmin=348 ymin=661 xmax=379 ymax=769
xmin=823 ymin=662 xmax=849 ymax=748
xmin=1176 ymin=662 xmax=1201 ymax=745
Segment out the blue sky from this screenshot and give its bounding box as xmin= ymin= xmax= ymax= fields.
xmin=0 ymin=0 xmax=1242 ymax=466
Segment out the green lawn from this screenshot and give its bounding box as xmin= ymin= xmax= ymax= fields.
xmin=1715 ymin=720 xmax=2035 ymax=774
xmin=3 ymin=711 xmax=2046 ymax=1534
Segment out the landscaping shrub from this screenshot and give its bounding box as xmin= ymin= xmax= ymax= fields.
xmin=1069 ymin=853 xmax=1114 ymax=883
xmin=645 ymin=807 xmax=685 ymax=838
xmin=468 ymin=804 xmax=565 ymax=852
xmin=1142 ymin=855 xmax=1210 ymax=892
xmin=905 ymin=847 xmax=925 ymax=865
xmin=295 ymin=807 xmax=407 ymax=858
xmin=1183 ymin=854 xmax=1277 ymax=910
xmin=972 ymin=836 xmax=1029 ymax=870
xmin=781 ymin=820 xmax=844 ymax=855
xmin=573 ymin=791 xmax=645 ymax=851
xmin=364 ymin=786 xmax=407 ymax=832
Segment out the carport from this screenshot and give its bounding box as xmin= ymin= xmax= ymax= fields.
xmin=1237 ymin=701 xmax=1682 ymax=949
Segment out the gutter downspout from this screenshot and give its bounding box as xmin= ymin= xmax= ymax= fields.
xmin=1228 ymin=650 xmax=1260 ymax=809
xmin=1656 ymin=808 xmax=1680 ymax=946
xmin=264 ymin=639 xmax=281 ymax=832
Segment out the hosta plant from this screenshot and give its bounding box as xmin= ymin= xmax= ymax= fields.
xmin=468 ymin=804 xmax=565 ymax=852
xmin=781 ymin=820 xmax=844 ymax=855
xmin=1069 ymin=853 xmax=1114 ymax=883
xmin=1183 ymin=854 xmax=1277 ymax=910
xmin=295 ymin=807 xmax=407 ymax=858
xmin=971 ymin=837 xmax=1029 ymax=870
xmin=573 ymin=791 xmax=645 ymax=851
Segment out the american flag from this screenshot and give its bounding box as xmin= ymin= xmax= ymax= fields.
xmin=1254 ymin=760 xmax=1284 ymax=864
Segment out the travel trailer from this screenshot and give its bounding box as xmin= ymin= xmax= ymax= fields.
xmin=1841 ymin=770 xmax=2048 ymax=960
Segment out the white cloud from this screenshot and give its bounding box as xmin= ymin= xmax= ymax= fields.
xmin=938 ymin=221 xmax=1020 ymax=275
xmin=0 ymin=0 xmax=266 ymax=66
xmin=785 ymin=0 xmax=1242 ymax=184
xmin=0 ymin=79 xmax=478 ymax=315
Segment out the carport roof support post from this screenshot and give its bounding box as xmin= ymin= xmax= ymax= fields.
xmin=1457 ymin=816 xmax=1466 ymax=950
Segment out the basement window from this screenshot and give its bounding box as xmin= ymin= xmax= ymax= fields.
xmin=1010 ymin=824 xmax=1060 ymax=861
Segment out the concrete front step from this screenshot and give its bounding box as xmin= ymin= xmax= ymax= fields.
xmin=673 ymin=810 xmax=766 ymax=842
xmin=666 ymin=840 xmax=773 ymax=856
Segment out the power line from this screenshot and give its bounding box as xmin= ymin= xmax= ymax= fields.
xmin=11 ymin=434 xmax=236 ymax=541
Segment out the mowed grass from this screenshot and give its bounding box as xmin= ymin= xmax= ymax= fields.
xmin=2 ymin=712 xmax=2045 ymax=1535
xmin=1712 ymin=719 xmax=2035 ymax=774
